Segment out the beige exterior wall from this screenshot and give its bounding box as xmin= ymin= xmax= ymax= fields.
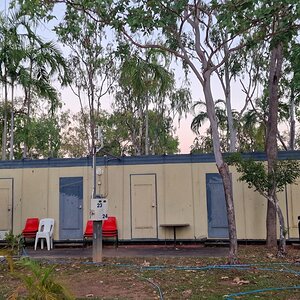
xmin=0 ymin=157 xmax=299 ymax=241
xmin=287 ymin=179 xmax=300 ymax=237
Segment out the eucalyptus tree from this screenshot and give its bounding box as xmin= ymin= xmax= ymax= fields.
xmin=14 ymin=0 xmax=300 ymax=260
xmin=55 ymin=7 xmax=116 ymax=156
xmin=237 ymin=109 xmax=266 ymax=152
xmin=117 ymin=49 xmax=190 ymax=155
xmin=14 ymin=113 xmax=62 ymax=158
xmin=0 ymin=95 xmax=65 ymax=159
xmin=227 ymin=154 xmax=300 ymax=256
xmin=60 ymin=108 xmax=180 ymax=157
xmin=118 ymin=51 xmax=170 ymax=155
xmin=48 ymin=0 xmax=242 ymax=262
xmin=112 ymin=98 xmax=181 ymax=156
xmin=103 ymin=109 xmax=180 ymax=156
xmin=59 ymin=109 xmax=94 ymax=158
xmin=221 ymin=0 xmax=300 ymax=253
xmin=282 ymin=41 xmax=300 ymax=151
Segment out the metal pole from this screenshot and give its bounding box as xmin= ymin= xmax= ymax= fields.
xmin=92 ymin=145 xmax=102 ymax=262
xmin=93 ymin=220 xmax=102 ymax=262
xmin=298 ymin=216 xmax=300 ymax=241
xmin=92 ymin=146 xmax=97 ymax=198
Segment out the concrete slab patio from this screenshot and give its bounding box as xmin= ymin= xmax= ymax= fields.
xmin=24 ymin=244 xmax=229 ymax=259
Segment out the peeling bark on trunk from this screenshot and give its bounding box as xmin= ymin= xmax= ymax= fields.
xmin=275 ymin=195 xmax=286 ymax=256
xmin=268 ymin=195 xmax=286 ymax=256
xmin=266 ymin=201 xmax=277 ymax=247
xmin=218 ymin=162 xmax=238 ymax=262
xmin=266 ymin=42 xmax=283 ymax=248
xmin=203 ymin=72 xmax=238 ymax=263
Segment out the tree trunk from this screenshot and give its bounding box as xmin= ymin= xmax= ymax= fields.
xmin=24 ymin=57 xmax=33 ymax=159
xmin=89 ymin=68 xmax=96 ymax=156
xmin=224 ymin=41 xmax=237 ymax=153
xmin=289 ymin=85 xmax=295 ymax=150
xmin=2 ymin=68 xmax=8 ymax=160
xmin=9 ymin=84 xmax=15 ymax=160
xmin=265 ymin=42 xmax=283 ymax=248
xmin=266 ymin=201 xmax=277 ymax=247
xmin=137 ymin=106 xmax=143 ymax=155
xmin=203 ymin=72 xmax=238 ymax=263
xmin=274 ymin=195 xmax=286 ymax=256
xmin=145 ymin=96 xmax=149 ymax=155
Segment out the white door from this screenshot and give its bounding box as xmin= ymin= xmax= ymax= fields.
xmin=131 ymin=174 xmax=157 ymax=239
xmin=0 ymin=179 xmax=13 ymax=240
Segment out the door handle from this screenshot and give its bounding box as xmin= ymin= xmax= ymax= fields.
xmin=79 ymin=205 xmax=82 ymax=209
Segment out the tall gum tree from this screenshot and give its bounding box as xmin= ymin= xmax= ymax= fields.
xmin=51 ymin=0 xmax=241 ymax=262
xmin=10 ymin=0 xmax=241 ymax=262
xmin=219 ymin=0 xmax=300 ymax=250
xmin=117 ymin=49 xmax=190 ymax=155
xmin=55 ymin=7 xmax=116 ymax=155
xmin=17 ymin=0 xmax=300 ymax=261
xmin=227 ymin=154 xmax=300 ymax=256
xmin=57 ymin=0 xmax=299 ymax=261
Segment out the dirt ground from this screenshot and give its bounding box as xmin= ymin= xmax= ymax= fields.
xmin=1 ymin=245 xmax=300 ymax=299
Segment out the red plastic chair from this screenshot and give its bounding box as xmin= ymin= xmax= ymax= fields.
xmin=84 ymin=220 xmax=94 ymax=238
xmin=83 ymin=217 xmax=118 ymax=247
xmin=22 ymin=218 xmax=39 ymax=242
xmin=103 ymin=216 xmax=118 ymax=247
xmin=83 ymin=220 xmax=93 ymax=247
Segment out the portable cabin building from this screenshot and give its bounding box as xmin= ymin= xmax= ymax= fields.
xmin=0 ymin=151 xmax=300 ymax=242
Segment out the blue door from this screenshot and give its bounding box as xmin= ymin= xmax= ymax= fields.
xmin=59 ymin=177 xmax=83 ymax=240
xmin=206 ymin=173 xmax=229 ymax=238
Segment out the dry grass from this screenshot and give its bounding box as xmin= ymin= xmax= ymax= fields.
xmin=1 ymin=245 xmax=300 ymax=299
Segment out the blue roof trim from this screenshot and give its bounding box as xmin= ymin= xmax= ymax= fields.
xmin=108 ymin=153 xmax=217 ymax=165
xmin=0 ymin=157 xmax=92 ymax=169
xmin=238 ymin=151 xmax=300 ymax=161
xmin=0 ymin=151 xmax=300 ymax=169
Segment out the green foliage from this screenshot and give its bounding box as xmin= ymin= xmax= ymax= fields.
xmin=191 ymin=100 xmax=237 ymax=153
xmin=10 ymin=0 xmax=55 ymax=21
xmin=227 ymin=153 xmax=300 ymax=195
xmin=113 ymin=48 xmax=190 ymax=155
xmin=0 ymin=231 xmax=24 ymax=272
xmin=0 ymin=8 xmax=69 ymax=160
xmin=217 ymin=0 xmax=300 ymax=42
xmin=60 ymin=107 xmax=180 ymax=157
xmin=0 ymin=249 xmax=14 ymax=273
xmin=10 ymin=0 xmax=300 ymax=158
xmin=11 ymin=112 xmax=61 ymax=159
xmin=10 ymin=259 xmax=74 ymax=300
xmin=55 ymin=6 xmax=117 ymax=155
xmin=4 ymin=231 xmax=24 ymax=256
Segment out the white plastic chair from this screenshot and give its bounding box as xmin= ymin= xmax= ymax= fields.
xmin=34 ymin=218 xmax=54 ymax=251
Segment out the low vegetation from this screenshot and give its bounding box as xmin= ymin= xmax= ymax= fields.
xmin=0 ymin=245 xmax=300 ymax=299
